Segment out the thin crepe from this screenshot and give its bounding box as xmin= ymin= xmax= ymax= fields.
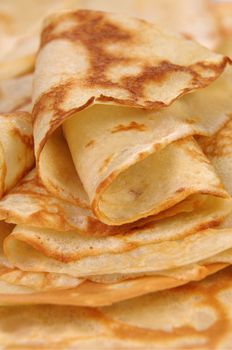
xmin=0 ymin=6 xmax=231 ymax=306
xmin=0 ymin=111 xmax=34 ymax=198
xmin=1 ymin=143 xmax=232 ymax=303
xmin=0 ymin=221 xmax=84 ymax=292
xmin=33 ymin=9 xmax=230 ymax=225
xmin=0 ymin=74 xmax=34 ymax=197
xmin=0 ymin=205 xmax=230 ymax=303
xmin=76 ymin=0 xmax=221 ymax=49
xmin=0 ymin=0 xmax=222 ymax=82
xmin=1 ymin=267 xmax=232 ymax=350
xmin=0 ymin=168 xmax=229 ymax=234
xmin=3 ymin=111 xmax=232 ymax=302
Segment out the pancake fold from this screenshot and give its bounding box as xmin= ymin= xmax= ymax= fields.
xmin=33 ymin=9 xmax=230 ymax=225
xmin=0 ymin=5 xmax=232 ymax=310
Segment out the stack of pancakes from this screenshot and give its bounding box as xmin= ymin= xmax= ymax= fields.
xmin=0 ymin=1 xmax=231 ymax=348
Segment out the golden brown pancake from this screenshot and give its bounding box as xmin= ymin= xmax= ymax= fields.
xmin=0 ymin=267 xmax=232 ymax=349
xmin=33 ymin=9 xmax=230 ymax=225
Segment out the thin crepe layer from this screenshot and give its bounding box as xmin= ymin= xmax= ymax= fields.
xmin=0 ymin=112 xmax=34 ymax=197
xmin=33 ymin=9 xmax=230 ymax=224
xmin=1 ymin=166 xmax=232 ymax=264
xmin=3 ymin=98 xmax=232 ymax=302
xmin=62 ymin=104 xmax=231 ymax=225
xmin=0 ymin=6 xmax=231 ymax=307
xmin=40 ymin=63 xmax=232 ymax=224
xmin=0 ymin=75 xmax=34 ymax=197
xmin=0 ymin=0 xmax=222 ymax=83
xmin=5 ymin=226 xmax=232 ymax=281
xmin=76 ymin=0 xmax=221 ymax=49
xmin=0 ymin=169 xmax=203 ymax=235
xmin=0 ymin=263 xmax=227 ymax=307
xmin=0 ymin=221 xmax=84 ymax=292
xmin=0 ymin=219 xmax=229 ymax=303
xmin=198 ymin=9 xmax=232 ymax=227
xmin=1 ymin=267 xmax=232 ymax=349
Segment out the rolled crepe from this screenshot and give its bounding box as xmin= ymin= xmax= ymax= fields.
xmin=1 ymin=127 xmax=232 ymax=303
xmin=33 ymin=9 xmax=230 ymax=225
xmin=2 ymin=96 xmax=232 ymax=304
xmin=0 ymin=7 xmax=231 ymax=307
xmin=0 ymin=167 xmax=230 ymax=234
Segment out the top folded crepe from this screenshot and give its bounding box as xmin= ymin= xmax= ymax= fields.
xmin=33 ymin=9 xmax=230 ymax=225
xmin=0 ymin=0 xmax=221 ymax=80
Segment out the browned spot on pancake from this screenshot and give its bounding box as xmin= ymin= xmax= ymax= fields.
xmin=34 ymin=85 xmax=95 ymax=154
xmin=200 ymin=117 xmax=232 ymax=157
xmin=10 ymin=128 xmax=34 ymax=150
xmin=129 ymin=188 xmax=143 ymax=199
xmin=185 ymin=118 xmax=196 ymax=125
xmin=35 ymin=9 xmax=229 ymax=125
xmin=177 ymin=138 xmax=211 ymax=165
xmin=40 ymin=10 xmax=132 ymax=94
xmin=137 ymin=151 xmax=149 ymax=162
xmin=0 ymin=265 xmax=230 ymax=347
xmin=187 ymin=147 xmax=210 ymax=163
xmin=196 ymin=218 xmax=222 ymax=231
xmin=99 ymin=155 xmax=114 ymax=173
xmin=85 ymin=139 xmax=95 ymax=148
xmin=109 ymin=268 xmax=231 ymax=348
xmin=175 ymin=187 xmax=185 ymax=193
xmin=111 ymin=121 xmax=146 ymax=133
xmin=33 ymin=80 xmax=75 ymax=124
xmin=181 ymin=32 xmax=194 ymax=41
xmin=86 ymin=217 xmax=130 ymax=237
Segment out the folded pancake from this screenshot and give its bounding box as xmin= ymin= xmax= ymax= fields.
xmin=0 ymin=74 xmax=34 ymax=197
xmin=0 ymin=173 xmax=232 ymax=303
xmin=0 ymin=221 xmax=84 ymax=293
xmin=0 ymin=167 xmax=230 ymax=235
xmin=5 ymin=223 xmax=232 ymax=281
xmin=2 ymin=153 xmax=232 ymax=304
xmin=0 ymin=263 xmax=227 ymax=307
xmin=0 ymin=186 xmax=228 ymax=298
xmin=76 ymin=0 xmax=221 ymax=49
xmin=2 ymin=128 xmax=232 ymax=303
xmin=1 ymin=268 xmax=232 ymax=350
xmin=0 ymin=7 xmax=231 ymax=307
xmin=0 ymin=111 xmax=34 ymax=198
xmin=0 ymin=0 xmax=222 ymax=82
xmin=1 ymin=136 xmax=232 ymax=303
xmin=199 ymin=3 xmax=232 ymax=227
xmin=33 ymin=9 xmax=230 ymax=225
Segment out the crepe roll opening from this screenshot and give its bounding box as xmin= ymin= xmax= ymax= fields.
xmin=62 ymin=104 xmax=228 ymax=225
